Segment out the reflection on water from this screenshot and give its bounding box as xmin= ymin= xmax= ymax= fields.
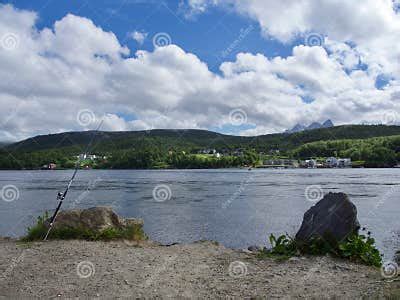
xmin=0 ymin=168 xmax=399 ymax=258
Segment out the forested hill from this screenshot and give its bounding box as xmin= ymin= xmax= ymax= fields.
xmin=4 ymin=124 xmax=400 ymax=154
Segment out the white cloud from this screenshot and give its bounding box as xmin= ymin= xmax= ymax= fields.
xmin=0 ymin=3 xmax=400 ymax=142
xmin=129 ymin=30 xmax=147 ymax=45
xmin=185 ymin=0 xmax=399 ymax=41
xmin=186 ymin=0 xmax=400 ymax=76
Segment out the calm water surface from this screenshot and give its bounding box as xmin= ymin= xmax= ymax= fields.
xmin=0 ymin=169 xmax=399 ymax=258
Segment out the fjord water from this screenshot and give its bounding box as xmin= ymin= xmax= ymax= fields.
xmin=0 ymin=169 xmax=399 ymax=258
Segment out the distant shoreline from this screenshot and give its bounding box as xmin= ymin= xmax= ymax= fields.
xmin=0 ymin=167 xmax=399 ymax=171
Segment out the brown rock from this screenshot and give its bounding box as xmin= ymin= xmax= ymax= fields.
xmin=50 ymin=206 xmax=143 ymax=232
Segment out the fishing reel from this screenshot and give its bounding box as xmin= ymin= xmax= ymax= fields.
xmin=57 ymin=191 xmax=64 ymax=200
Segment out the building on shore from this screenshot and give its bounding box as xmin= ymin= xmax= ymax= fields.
xmin=324 ymin=157 xmax=352 ymax=168
xmin=262 ymin=159 xmax=299 ymax=168
xmin=326 ymin=157 xmax=339 ymax=168
xmin=77 ymin=154 xmax=103 ymax=160
xmin=337 ymin=158 xmax=352 ymax=168
xmin=302 ymin=159 xmax=317 ymax=168
xmin=41 ymin=163 xmax=57 ymax=170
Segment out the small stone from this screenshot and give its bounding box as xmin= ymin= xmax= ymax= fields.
xmin=248 ymin=245 xmax=262 ymax=252
xmin=288 ymin=257 xmax=300 ymax=263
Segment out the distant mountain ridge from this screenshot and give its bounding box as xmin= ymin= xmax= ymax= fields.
xmin=4 ymin=124 xmax=400 ymax=155
xmin=286 ymin=120 xmax=334 ymax=133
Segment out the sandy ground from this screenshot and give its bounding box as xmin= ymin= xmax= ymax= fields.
xmin=0 ymin=239 xmax=399 ymax=299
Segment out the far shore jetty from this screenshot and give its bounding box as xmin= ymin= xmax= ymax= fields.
xmin=1 ymin=193 xmax=399 ymax=298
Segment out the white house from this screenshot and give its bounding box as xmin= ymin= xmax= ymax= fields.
xmin=326 ymin=157 xmax=338 ymax=168
xmin=338 ymin=158 xmax=352 ymax=168
xmin=304 ymin=159 xmax=317 ymax=168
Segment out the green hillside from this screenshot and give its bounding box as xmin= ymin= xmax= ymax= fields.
xmin=291 ymin=134 xmax=400 ymax=168
xmin=1 ymin=124 xmax=400 ymax=169
xmin=6 ymin=125 xmax=400 ymax=152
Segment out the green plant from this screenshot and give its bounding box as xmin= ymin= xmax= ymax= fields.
xmin=259 ymin=230 xmax=382 ymax=267
xmin=269 ymin=234 xmax=297 ymax=256
xmin=22 ymin=211 xmax=49 ymax=241
xmin=257 ymin=234 xmax=297 ymax=260
xmin=338 ymin=232 xmax=382 ymax=267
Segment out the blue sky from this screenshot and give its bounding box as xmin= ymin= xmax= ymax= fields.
xmin=3 ymin=0 xmax=294 ymax=72
xmin=0 ymin=0 xmax=400 ymax=140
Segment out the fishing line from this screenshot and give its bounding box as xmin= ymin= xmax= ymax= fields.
xmin=43 ymin=120 xmax=103 ymax=241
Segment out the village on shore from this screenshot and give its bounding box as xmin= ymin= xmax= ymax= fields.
xmin=40 ymin=151 xmax=355 ymax=170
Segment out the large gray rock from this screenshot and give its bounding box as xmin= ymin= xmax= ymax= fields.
xmin=295 ymin=192 xmax=360 ymax=245
xmin=50 ymin=206 xmax=143 ymax=232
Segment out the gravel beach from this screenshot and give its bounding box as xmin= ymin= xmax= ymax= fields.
xmin=0 ymin=239 xmax=399 ymax=299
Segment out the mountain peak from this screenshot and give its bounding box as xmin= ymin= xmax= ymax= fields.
xmin=322 ymin=119 xmax=334 ymax=128
xmin=286 ymin=119 xmax=334 ymax=133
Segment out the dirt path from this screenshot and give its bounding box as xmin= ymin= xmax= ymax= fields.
xmin=0 ymin=239 xmax=398 ymax=299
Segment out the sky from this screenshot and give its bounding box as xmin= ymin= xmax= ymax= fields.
xmin=1 ymin=0 xmax=400 ymax=141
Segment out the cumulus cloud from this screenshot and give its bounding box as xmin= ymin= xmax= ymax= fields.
xmin=0 ymin=3 xmax=399 ymax=142
xmin=185 ymin=0 xmax=400 ymax=76
xmin=129 ymin=30 xmax=147 ymax=45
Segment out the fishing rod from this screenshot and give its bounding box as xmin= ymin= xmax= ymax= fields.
xmin=43 ymin=121 xmax=103 ymax=241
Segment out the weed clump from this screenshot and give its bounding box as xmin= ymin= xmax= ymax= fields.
xmin=258 ymin=228 xmax=382 ymax=267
